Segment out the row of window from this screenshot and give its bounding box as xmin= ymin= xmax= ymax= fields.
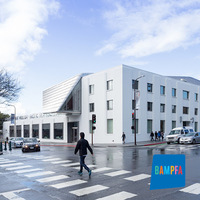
xmin=89 ymin=100 xmax=113 ymax=112
xmin=147 ymin=83 xmax=198 ymax=101
xmin=9 ymin=123 xmax=64 ymax=140
xmin=147 ymin=102 xmax=198 ymax=115
xmin=89 ymin=80 xmax=113 ymax=95
xmin=89 ymin=119 xmax=113 ymax=134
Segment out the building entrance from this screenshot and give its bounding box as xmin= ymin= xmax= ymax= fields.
xmin=68 ymin=122 xmax=79 ymax=143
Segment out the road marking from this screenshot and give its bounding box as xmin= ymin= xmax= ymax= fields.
xmin=25 ymin=171 xmax=55 ymax=178
xmin=0 ymin=160 xmax=16 ymax=164
xmin=73 ymin=165 xmax=97 ymax=170
xmin=50 ymin=179 xmax=87 ymax=189
xmin=124 ymin=174 xmax=151 ymax=182
xmin=51 ymin=160 xmax=72 ymax=164
xmin=42 ymin=158 xmax=61 ymax=162
xmin=180 ymin=183 xmax=200 ymax=194
xmin=69 ymin=185 xmax=109 ymax=196
xmin=36 ymin=175 xmax=69 ymax=183
xmin=104 ymin=170 xmax=131 ymax=177
xmin=96 ymin=191 xmax=137 ymax=200
xmin=0 ymin=188 xmax=30 ymax=200
xmin=0 ymin=163 xmax=23 ymax=167
xmin=6 ymin=165 xmax=32 ymax=171
xmin=15 ymin=168 xmax=42 ymax=174
xmin=61 ymin=162 xmax=80 ymax=167
xmin=92 ymin=167 xmax=113 ymax=173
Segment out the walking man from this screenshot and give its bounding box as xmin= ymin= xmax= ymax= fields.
xmin=122 ymin=132 xmax=126 ymax=144
xmin=74 ymin=132 xmax=93 ymax=176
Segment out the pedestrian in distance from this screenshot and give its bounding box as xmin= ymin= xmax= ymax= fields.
xmin=158 ymin=131 xmax=161 ymax=141
xmin=155 ymin=131 xmax=158 ymax=141
xmin=74 ymin=132 xmax=93 ymax=177
xmin=150 ymin=131 xmax=154 ymax=141
xmin=161 ymin=132 xmax=164 ymax=141
xmin=122 ymin=132 xmax=126 ymax=144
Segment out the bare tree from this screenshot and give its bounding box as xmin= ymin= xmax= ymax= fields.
xmin=0 ymin=69 xmax=22 ymax=103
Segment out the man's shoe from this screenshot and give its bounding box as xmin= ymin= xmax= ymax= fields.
xmin=88 ymin=169 xmax=92 ymax=177
xmin=78 ymin=171 xmax=83 ymax=176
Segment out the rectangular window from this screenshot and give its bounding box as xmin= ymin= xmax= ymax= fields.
xmin=147 ymin=102 xmax=153 ymax=111
xmin=32 ymin=124 xmax=39 ymax=138
xmin=160 ymin=104 xmax=165 ymax=113
xmin=107 ymin=119 xmax=113 ymax=134
xmin=89 ymin=84 xmax=94 ymax=95
xmin=172 ymin=121 xmax=176 ymax=129
xmin=107 ymin=100 xmax=113 ymax=110
xmin=132 ymin=119 xmax=139 ymax=134
xmin=195 ymin=93 xmax=198 ymax=101
xmin=160 ymin=120 xmax=165 ymax=133
xmin=54 ymin=123 xmax=63 ymax=140
xmin=9 ymin=126 xmax=14 ymax=137
xmin=183 ymin=90 xmax=189 ymax=100
xmin=107 ymin=80 xmax=113 ymax=91
xmin=172 ymin=105 xmax=176 ymax=113
xmin=24 ymin=125 xmax=30 ymax=138
xmin=160 ymin=85 xmax=165 ymax=95
xmin=195 ymin=122 xmax=198 ymax=132
xmin=147 ymin=83 xmax=153 ymax=92
xmin=172 ymin=88 xmax=176 ymax=97
xmin=42 ymin=123 xmax=50 ymax=139
xmin=183 ymin=107 xmax=189 ymax=114
xmin=16 ymin=125 xmax=21 ymax=137
xmin=195 ymin=108 xmax=198 ymax=115
xmin=147 ymin=119 xmax=153 ymax=133
xmin=89 ymin=103 xmax=94 ymax=112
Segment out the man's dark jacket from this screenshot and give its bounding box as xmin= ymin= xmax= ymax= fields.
xmin=74 ymin=138 xmax=93 ymax=156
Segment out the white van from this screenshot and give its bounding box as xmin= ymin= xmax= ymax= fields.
xmin=166 ymin=127 xmax=194 ymax=144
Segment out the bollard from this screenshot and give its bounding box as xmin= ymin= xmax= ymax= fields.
xmin=0 ymin=142 xmax=2 ymax=152
xmin=4 ymin=141 xmax=7 ymax=151
xmin=9 ymin=141 xmax=12 ymax=151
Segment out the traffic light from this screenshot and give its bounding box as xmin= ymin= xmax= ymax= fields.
xmin=92 ymin=114 xmax=96 ymax=124
xmin=132 ymin=112 xmax=134 ymax=119
xmin=92 ymin=126 xmax=96 ymax=130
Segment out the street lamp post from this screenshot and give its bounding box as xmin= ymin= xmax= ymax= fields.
xmin=134 ymin=75 xmax=145 ymax=146
xmin=7 ymin=104 xmax=16 ymax=138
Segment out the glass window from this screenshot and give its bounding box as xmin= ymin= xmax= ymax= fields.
xmin=147 ymin=119 xmax=153 ymax=133
xmin=107 ymin=80 xmax=113 ymax=91
xmin=32 ymin=124 xmax=39 ymax=138
xmin=183 ymin=107 xmax=189 ymax=114
xmin=16 ymin=125 xmax=21 ymax=137
xmin=42 ymin=124 xmax=50 ymax=139
xmin=147 ymin=83 xmax=153 ymax=92
xmin=24 ymin=125 xmax=30 ymax=138
xmin=132 ymin=119 xmax=139 ymax=133
xmin=195 ymin=93 xmax=198 ymax=101
xmin=160 ymin=120 xmax=165 ymax=133
xmin=89 ymin=85 xmax=94 ymax=95
xmin=172 ymin=105 xmax=176 ymax=113
xmin=107 ymin=119 xmax=113 ymax=134
xmin=160 ymin=85 xmax=165 ymax=95
xmin=172 ymin=121 xmax=176 ymax=129
xmin=195 ymin=108 xmax=198 ymax=115
xmin=9 ymin=126 xmax=14 ymax=137
xmin=54 ymin=123 xmax=63 ymax=140
xmin=160 ymin=104 xmax=165 ymax=113
xmin=195 ymin=122 xmax=198 ymax=132
xmin=107 ymin=100 xmax=113 ymax=110
xmin=183 ymin=90 xmax=189 ymax=100
xmin=172 ymin=88 xmax=176 ymax=97
xmin=147 ymin=102 xmax=153 ymax=111
xmin=89 ymin=103 xmax=94 ymax=112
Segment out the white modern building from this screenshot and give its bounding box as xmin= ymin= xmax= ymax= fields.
xmin=3 ymin=65 xmax=200 ymax=143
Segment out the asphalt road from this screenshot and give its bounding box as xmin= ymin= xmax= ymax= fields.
xmin=0 ymin=143 xmax=200 ymax=200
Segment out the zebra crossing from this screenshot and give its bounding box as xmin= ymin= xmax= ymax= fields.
xmin=0 ymin=155 xmax=199 ymax=199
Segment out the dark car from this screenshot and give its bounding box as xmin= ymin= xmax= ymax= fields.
xmin=22 ymin=138 xmax=40 ymax=152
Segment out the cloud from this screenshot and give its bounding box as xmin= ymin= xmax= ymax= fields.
xmin=0 ymin=0 xmax=60 ymax=72
xmin=96 ymin=0 xmax=200 ymax=58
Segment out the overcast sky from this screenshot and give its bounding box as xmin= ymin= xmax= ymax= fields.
xmin=1 ymin=0 xmax=200 ymax=115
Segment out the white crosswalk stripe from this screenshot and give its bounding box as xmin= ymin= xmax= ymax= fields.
xmin=73 ymin=165 xmax=97 ymax=170
xmin=69 ymin=185 xmax=109 ymax=196
xmin=42 ymin=158 xmax=61 ymax=162
xmin=124 ymin=174 xmax=151 ymax=182
xmin=0 ymin=160 xmax=16 ymax=164
xmin=0 ymin=188 xmax=30 ymax=200
xmin=51 ymin=160 xmax=72 ymax=164
xmin=0 ymin=162 xmax=23 ymax=167
xmin=6 ymin=165 xmax=32 ymax=171
xmin=92 ymin=167 xmax=112 ymax=173
xmin=180 ymin=183 xmax=200 ymax=195
xmin=50 ymin=179 xmax=87 ymax=189
xmin=61 ymin=162 xmax=80 ymax=167
xmin=25 ymin=171 xmax=55 ymax=178
xmin=104 ymin=170 xmax=131 ymax=177
xmin=15 ymin=168 xmax=42 ymax=174
xmin=96 ymin=191 xmax=137 ymax=200
xmin=36 ymin=175 xmax=69 ymax=183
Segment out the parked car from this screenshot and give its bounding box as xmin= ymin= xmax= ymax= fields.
xmin=9 ymin=137 xmax=24 ymax=148
xmin=180 ymin=132 xmax=200 ymax=144
xmin=166 ymin=127 xmax=194 ymax=144
xmin=22 ymin=138 xmax=40 ymax=152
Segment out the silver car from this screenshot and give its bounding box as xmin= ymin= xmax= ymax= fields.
xmin=9 ymin=137 xmax=24 ymax=148
xmin=180 ymin=132 xmax=200 ymax=144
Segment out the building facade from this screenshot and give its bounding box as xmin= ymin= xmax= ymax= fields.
xmin=3 ymin=65 xmax=200 ymax=143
